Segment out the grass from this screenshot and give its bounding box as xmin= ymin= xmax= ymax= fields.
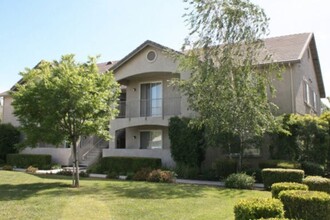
xmin=0 ymin=171 xmax=270 ymax=219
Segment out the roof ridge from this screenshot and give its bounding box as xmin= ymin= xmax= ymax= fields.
xmin=264 ymin=32 xmax=312 ymax=41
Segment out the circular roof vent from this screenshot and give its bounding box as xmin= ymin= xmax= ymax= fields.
xmin=146 ymin=50 xmax=157 ymax=62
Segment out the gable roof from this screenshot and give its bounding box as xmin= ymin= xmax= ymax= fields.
xmin=264 ymin=33 xmax=325 ymax=97
xmin=109 ymin=40 xmax=183 ymax=71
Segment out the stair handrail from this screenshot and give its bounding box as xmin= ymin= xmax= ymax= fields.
xmin=81 ymin=137 xmax=106 ymax=161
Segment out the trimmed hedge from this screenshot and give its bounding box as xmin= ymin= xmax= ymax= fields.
xmin=271 ymin=182 xmax=308 ymax=198
xmin=303 ymin=176 xmax=330 ymax=194
xmin=262 ymin=168 xmax=304 ymax=190
xmin=301 ymin=161 xmax=325 ymax=176
xmin=213 ymin=159 xmax=237 ymax=179
xmin=279 ymin=190 xmax=330 ymax=220
xmin=225 ymin=173 xmax=255 ymax=189
xmin=6 ymin=154 xmax=51 ymax=169
xmin=259 ymin=160 xmax=301 ymax=169
xmin=96 ymin=157 xmax=161 ymax=174
xmin=234 ymin=198 xmax=284 ymax=220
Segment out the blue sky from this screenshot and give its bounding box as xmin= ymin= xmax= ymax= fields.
xmin=0 ymin=0 xmax=329 ymax=102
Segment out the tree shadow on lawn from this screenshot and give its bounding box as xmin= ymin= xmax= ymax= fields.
xmin=0 ymin=182 xmax=71 ymax=201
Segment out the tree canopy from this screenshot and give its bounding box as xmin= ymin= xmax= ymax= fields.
xmin=177 ymin=0 xmax=282 ymax=170
xmin=12 ymin=55 xmax=120 ymax=186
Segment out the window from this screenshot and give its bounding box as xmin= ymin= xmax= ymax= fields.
xmin=146 ymin=50 xmax=157 ymax=62
xmin=140 ymin=82 xmax=162 ymax=116
xmin=312 ymin=91 xmax=317 ymax=110
xmin=304 ymin=81 xmax=310 ymax=104
xmin=140 ymin=130 xmax=162 ymax=149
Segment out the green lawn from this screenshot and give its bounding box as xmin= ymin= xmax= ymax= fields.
xmin=0 ymin=171 xmax=270 ymax=220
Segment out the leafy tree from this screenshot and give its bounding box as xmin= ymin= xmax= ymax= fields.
xmin=270 ymin=114 xmax=329 ymax=166
xmin=11 ymin=55 xmax=120 ymax=187
xmin=176 ymin=0 xmax=281 ymax=170
xmin=0 ymin=123 xmax=20 ymax=161
xmin=168 ymin=117 xmax=205 ymax=168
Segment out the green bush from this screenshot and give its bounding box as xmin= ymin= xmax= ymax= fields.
xmin=279 ymin=190 xmax=330 ymax=220
xmin=261 ymin=168 xmax=304 ymax=190
xmin=26 ymin=166 xmax=38 ymax=173
xmin=133 ymin=168 xmax=152 ymax=181
xmin=169 ymin=117 xmax=206 ymax=168
xmin=106 ymin=171 xmax=118 ymax=179
xmin=174 ymin=163 xmax=199 ymax=179
xmin=303 ymin=176 xmax=330 ymax=194
xmin=234 ymin=198 xmax=284 ymax=220
xmin=261 ymin=168 xmax=304 ymax=189
xmin=271 ymin=182 xmax=308 ymax=198
xmin=96 ymin=157 xmax=161 ymax=174
xmin=225 ymin=173 xmax=255 ymax=189
xmin=301 ymin=161 xmax=325 ymax=176
xmin=259 ymin=160 xmax=301 ymax=169
xmin=146 ymin=169 xmax=175 ymax=183
xmin=213 ymin=159 xmax=237 ymax=179
xmin=6 ymin=154 xmax=51 ymax=169
xmin=0 ymin=159 xmax=5 ymax=166
xmin=0 ymin=123 xmax=20 ymax=161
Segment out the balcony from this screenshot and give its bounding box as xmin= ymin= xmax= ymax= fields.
xmin=117 ymin=97 xmax=181 ymax=119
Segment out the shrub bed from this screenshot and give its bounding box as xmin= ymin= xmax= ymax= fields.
xmin=26 ymin=166 xmax=38 ymax=173
xmin=303 ymin=176 xmax=330 ymax=194
xmin=259 ymin=160 xmax=301 ymax=169
xmin=1 ymin=164 xmax=13 ymax=171
xmin=301 ymin=161 xmax=325 ymax=176
xmin=279 ymin=190 xmax=330 ymax=220
xmin=271 ymin=182 xmax=308 ymax=198
xmin=146 ymin=169 xmax=175 ymax=183
xmin=234 ymin=198 xmax=284 ymax=220
xmin=262 ymin=168 xmax=304 ymax=190
xmin=133 ymin=168 xmax=152 ymax=181
xmin=225 ymin=173 xmax=255 ymax=189
xmin=213 ymin=159 xmax=237 ymax=179
xmin=6 ymin=154 xmax=51 ymax=169
xmin=90 ymin=157 xmax=161 ymax=174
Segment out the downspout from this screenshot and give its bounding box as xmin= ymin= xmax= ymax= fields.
xmin=289 ymin=63 xmax=296 ymax=113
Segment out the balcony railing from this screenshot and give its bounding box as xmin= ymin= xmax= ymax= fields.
xmin=117 ymin=97 xmax=181 ymax=118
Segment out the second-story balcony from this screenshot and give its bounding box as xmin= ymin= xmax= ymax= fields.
xmin=117 ymin=97 xmax=181 ymax=119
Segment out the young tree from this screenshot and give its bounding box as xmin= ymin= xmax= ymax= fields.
xmin=11 ymin=55 xmax=120 ymax=187
xmin=177 ymin=0 xmax=281 ymax=170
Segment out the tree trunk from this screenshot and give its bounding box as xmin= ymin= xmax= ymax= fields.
xmin=238 ymin=137 xmax=243 ymax=172
xmin=72 ymin=137 xmax=80 ymax=187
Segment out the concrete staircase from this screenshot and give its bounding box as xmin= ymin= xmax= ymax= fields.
xmin=79 ymin=137 xmax=108 ymax=167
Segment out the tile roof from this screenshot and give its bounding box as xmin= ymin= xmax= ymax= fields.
xmin=97 ymin=61 xmax=118 ymax=73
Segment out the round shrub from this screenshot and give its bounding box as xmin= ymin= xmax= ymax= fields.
xmin=271 ymin=182 xmax=308 ymax=198
xmin=133 ymin=168 xmax=152 ymax=181
xmin=26 ymin=166 xmax=38 ymax=173
xmin=279 ymin=190 xmax=330 ymax=220
xmin=303 ymin=176 xmax=330 ymax=194
xmin=262 ymin=168 xmax=304 ymax=190
xmin=225 ymin=173 xmax=255 ymax=189
xmin=301 ymin=161 xmax=325 ymax=176
xmin=234 ymin=198 xmax=284 ymax=220
xmin=1 ymin=164 xmax=13 ymax=171
xmin=146 ymin=169 xmax=175 ymax=183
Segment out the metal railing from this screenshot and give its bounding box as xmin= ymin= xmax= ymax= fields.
xmin=117 ymin=97 xmax=181 ymax=118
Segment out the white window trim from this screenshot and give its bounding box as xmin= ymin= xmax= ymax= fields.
xmin=139 ymin=81 xmax=163 ymax=117
xmin=140 ymin=129 xmax=163 ymax=150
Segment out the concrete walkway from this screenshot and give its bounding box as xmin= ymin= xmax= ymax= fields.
xmin=176 ymin=178 xmax=265 ymax=190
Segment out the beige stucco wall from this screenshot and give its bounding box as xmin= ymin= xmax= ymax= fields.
xmin=2 ymin=95 xmax=20 ymax=126
xmin=125 ymin=125 xmax=170 ymax=150
xmin=114 ymin=46 xmax=180 ymax=81
xmin=270 ymin=46 xmax=322 ymax=115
